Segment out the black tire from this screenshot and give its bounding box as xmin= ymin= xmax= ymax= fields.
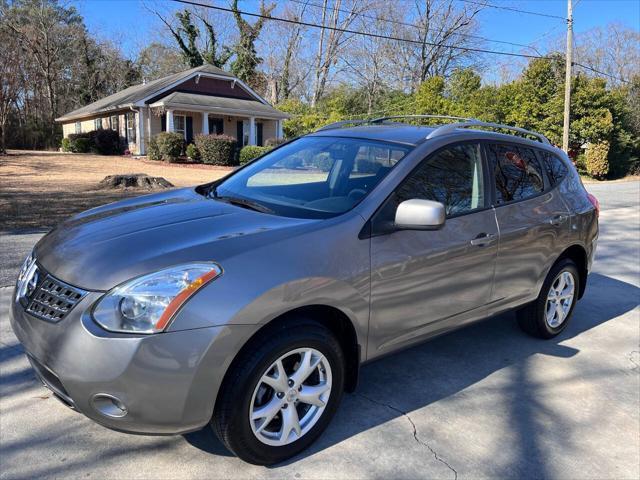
xmin=212 ymin=320 xmax=345 ymax=465
xmin=517 ymin=258 xmax=580 ymax=339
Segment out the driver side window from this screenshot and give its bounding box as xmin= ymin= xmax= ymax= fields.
xmin=396 ymin=143 xmax=486 ymax=217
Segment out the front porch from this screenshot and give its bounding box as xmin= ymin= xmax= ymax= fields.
xmin=144 ymin=92 xmax=288 ymax=155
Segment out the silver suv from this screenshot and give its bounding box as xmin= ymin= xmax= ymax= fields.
xmin=11 ymin=116 xmax=599 ymax=465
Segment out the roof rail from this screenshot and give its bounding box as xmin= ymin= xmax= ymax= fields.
xmin=370 ymin=114 xmax=474 ymax=124
xmin=316 ymin=119 xmax=370 ymax=131
xmin=427 ymin=120 xmax=550 ymax=144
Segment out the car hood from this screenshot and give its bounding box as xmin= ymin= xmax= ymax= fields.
xmin=35 ymin=188 xmax=315 ymax=290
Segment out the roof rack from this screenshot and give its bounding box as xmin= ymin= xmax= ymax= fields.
xmin=370 ymin=114 xmax=473 ymax=124
xmin=427 ymin=120 xmax=550 ymax=144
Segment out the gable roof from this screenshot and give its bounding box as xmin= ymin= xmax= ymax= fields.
xmin=55 ymin=65 xmax=269 ymax=122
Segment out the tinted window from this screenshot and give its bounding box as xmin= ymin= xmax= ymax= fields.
xmin=540 ymin=151 xmax=569 ymax=186
xmin=396 ymin=144 xmax=485 ymax=216
xmin=487 ymin=144 xmax=544 ymax=204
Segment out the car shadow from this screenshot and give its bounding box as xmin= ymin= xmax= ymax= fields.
xmin=184 ymin=272 xmax=639 ymax=472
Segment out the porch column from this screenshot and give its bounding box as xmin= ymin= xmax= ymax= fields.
xmin=202 ymin=112 xmax=209 ymax=135
xmin=166 ymin=109 xmax=174 ymax=132
xmin=276 ymin=120 xmax=284 ymax=139
xmin=248 ymin=116 xmax=256 ymax=145
xmin=138 ymin=107 xmax=145 ymax=155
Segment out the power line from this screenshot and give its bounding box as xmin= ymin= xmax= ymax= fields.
xmin=456 ymin=0 xmax=567 ymax=21
xmin=172 ymin=0 xmax=550 ymax=60
xmin=573 ymin=62 xmax=628 ymax=83
xmin=287 ymin=0 xmax=543 ymax=54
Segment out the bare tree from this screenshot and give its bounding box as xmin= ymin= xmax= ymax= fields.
xmin=0 ymin=23 xmax=21 ymax=153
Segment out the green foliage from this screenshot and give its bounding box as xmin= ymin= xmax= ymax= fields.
xmin=88 ymin=129 xmax=121 ymax=155
xmin=239 ymin=145 xmax=272 ymax=165
xmin=195 ymin=134 xmax=238 ymax=166
xmin=147 ymin=136 xmax=161 ymax=160
xmin=585 ymin=141 xmax=610 ymax=179
xmin=60 ymin=138 xmax=72 ymax=152
xmin=186 ymin=143 xmax=200 ymax=161
xmin=66 ymin=133 xmax=94 ymax=153
xmin=154 ymin=132 xmax=184 ymax=162
xmin=264 ymin=137 xmax=285 ymax=147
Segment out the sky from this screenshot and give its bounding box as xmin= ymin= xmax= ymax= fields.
xmin=71 ymin=0 xmax=640 ymax=62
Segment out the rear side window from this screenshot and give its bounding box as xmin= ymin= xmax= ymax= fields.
xmin=540 ymin=151 xmax=569 ymax=186
xmin=487 ymin=144 xmax=544 ymax=204
xmin=396 ymin=143 xmax=485 ymax=217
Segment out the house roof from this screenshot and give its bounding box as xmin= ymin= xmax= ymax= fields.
xmin=55 ymin=64 xmax=278 ymax=122
xmin=149 ymin=92 xmax=289 ymax=119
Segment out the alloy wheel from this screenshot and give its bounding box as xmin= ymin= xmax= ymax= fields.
xmin=249 ymin=348 xmax=332 ymax=446
xmin=545 ymin=270 xmax=575 ymax=328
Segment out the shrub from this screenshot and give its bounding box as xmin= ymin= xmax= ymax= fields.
xmin=239 ymin=145 xmax=272 ymax=165
xmin=88 ymin=129 xmax=121 ymax=155
xmin=585 ymin=141 xmax=610 ymax=179
xmin=147 ymin=136 xmax=161 ymax=161
xmin=195 ymin=134 xmax=237 ymax=166
xmin=155 ymin=132 xmax=184 ymax=162
xmin=186 ymin=143 xmax=200 ymax=161
xmin=67 ymin=133 xmax=92 ymax=153
xmin=61 ymin=138 xmax=72 ymax=152
xmin=264 ymin=137 xmax=286 ymax=147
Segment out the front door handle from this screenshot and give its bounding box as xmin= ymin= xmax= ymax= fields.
xmin=549 ymin=214 xmax=569 ymax=226
xmin=470 ymin=233 xmax=497 ymax=247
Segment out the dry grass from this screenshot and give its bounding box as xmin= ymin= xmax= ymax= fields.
xmin=0 ymin=150 xmax=233 ymax=231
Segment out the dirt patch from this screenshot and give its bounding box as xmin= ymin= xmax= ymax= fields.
xmin=0 ymin=151 xmax=232 ymax=231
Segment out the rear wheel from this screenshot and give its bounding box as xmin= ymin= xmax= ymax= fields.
xmin=212 ymin=321 xmax=344 ymax=465
xmin=517 ymin=258 xmax=579 ymax=339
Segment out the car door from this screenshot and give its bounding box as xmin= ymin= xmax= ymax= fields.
xmin=485 ymin=142 xmax=573 ymax=314
xmin=367 ymin=142 xmax=499 ymax=358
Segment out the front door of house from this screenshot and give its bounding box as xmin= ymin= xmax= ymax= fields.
xmin=236 ymin=121 xmax=244 ymax=147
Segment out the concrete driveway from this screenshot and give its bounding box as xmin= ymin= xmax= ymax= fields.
xmin=1 ymin=182 xmax=638 ymax=479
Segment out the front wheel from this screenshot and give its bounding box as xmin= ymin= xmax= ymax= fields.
xmin=212 ymin=321 xmax=345 ymax=465
xmin=517 ymin=258 xmax=579 ymax=339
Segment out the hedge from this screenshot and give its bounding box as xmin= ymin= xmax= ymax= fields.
xmin=195 ymin=134 xmax=237 ymax=166
xmin=154 ymin=132 xmax=184 ymax=162
xmin=62 ymin=129 xmax=121 ymax=154
xmin=186 ymin=143 xmax=200 ymax=161
xmin=146 ymin=136 xmax=161 ymax=160
xmin=239 ymin=145 xmax=272 ymax=165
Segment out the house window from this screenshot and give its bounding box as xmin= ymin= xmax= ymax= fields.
xmin=126 ymin=112 xmax=136 ymax=143
xmin=174 ymin=115 xmax=185 ymax=139
xmin=110 ymin=115 xmax=119 ymax=132
xmin=75 ymin=122 xmax=81 ymax=134
xmin=94 ymin=118 xmax=102 ymax=130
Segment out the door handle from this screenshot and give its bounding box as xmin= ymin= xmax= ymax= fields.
xmin=549 ymin=215 xmax=568 ymax=226
xmin=470 ymin=233 xmax=497 ymax=247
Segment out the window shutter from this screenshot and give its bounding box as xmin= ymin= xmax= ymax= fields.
xmin=161 ymin=114 xmax=166 ymax=132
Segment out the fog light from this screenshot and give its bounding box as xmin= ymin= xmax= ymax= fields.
xmin=92 ymin=394 xmax=128 ymax=418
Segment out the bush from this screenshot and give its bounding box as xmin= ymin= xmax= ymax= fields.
xmin=147 ymin=136 xmax=161 ymax=161
xmin=585 ymin=141 xmax=610 ymax=179
xmin=155 ymin=132 xmax=184 ymax=162
xmin=186 ymin=143 xmax=200 ymax=161
xmin=88 ymin=129 xmax=121 ymax=155
xmin=67 ymin=133 xmax=92 ymax=153
xmin=239 ymin=145 xmax=272 ymax=165
xmin=195 ymin=134 xmax=237 ymax=166
xmin=61 ymin=138 xmax=72 ymax=152
xmin=264 ymin=137 xmax=286 ymax=147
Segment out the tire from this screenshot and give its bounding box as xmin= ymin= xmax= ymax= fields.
xmin=517 ymin=258 xmax=580 ymax=339
xmin=212 ymin=320 xmax=345 ymax=465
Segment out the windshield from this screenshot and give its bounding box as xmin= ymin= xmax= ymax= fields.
xmin=212 ymin=136 xmax=411 ymax=218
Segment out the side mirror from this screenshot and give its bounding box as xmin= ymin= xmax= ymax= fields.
xmin=395 ymin=199 xmax=446 ymax=230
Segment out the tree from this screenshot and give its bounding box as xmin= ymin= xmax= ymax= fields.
xmin=137 ymin=43 xmax=187 ymax=82
xmin=230 ymin=0 xmax=275 ymax=88
xmin=0 ymin=21 xmax=21 ymax=153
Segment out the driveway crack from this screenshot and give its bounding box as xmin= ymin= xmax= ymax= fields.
xmin=356 ymin=393 xmax=458 ymax=479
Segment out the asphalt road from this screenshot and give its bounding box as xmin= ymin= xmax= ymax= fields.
xmin=1 ymin=181 xmax=638 ymax=479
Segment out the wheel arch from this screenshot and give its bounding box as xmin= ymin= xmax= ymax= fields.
xmin=557 ymin=244 xmax=588 ymax=299
xmin=213 ymin=304 xmax=361 ymax=414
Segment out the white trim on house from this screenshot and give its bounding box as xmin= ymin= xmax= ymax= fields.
xmin=148 ymin=100 xmax=286 ymax=120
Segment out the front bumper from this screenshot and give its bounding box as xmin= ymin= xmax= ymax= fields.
xmin=9 ymin=291 xmax=253 ymax=435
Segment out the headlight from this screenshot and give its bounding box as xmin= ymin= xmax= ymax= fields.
xmin=92 ymin=263 xmax=222 ymax=334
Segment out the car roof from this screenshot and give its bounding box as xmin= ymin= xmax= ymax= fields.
xmin=308 ymin=122 xmax=560 ymax=152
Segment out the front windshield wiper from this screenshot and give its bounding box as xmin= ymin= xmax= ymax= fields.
xmin=213 ymin=192 xmax=274 ymax=214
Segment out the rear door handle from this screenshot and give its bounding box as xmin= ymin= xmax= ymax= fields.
xmin=470 ymin=233 xmax=497 ymax=247
xmin=549 ymin=215 xmax=568 ymax=226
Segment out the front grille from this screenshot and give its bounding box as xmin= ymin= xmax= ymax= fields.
xmin=24 ymin=268 xmax=85 ymax=322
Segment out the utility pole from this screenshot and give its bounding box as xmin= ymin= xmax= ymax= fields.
xmin=562 ymin=0 xmax=573 ymax=153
